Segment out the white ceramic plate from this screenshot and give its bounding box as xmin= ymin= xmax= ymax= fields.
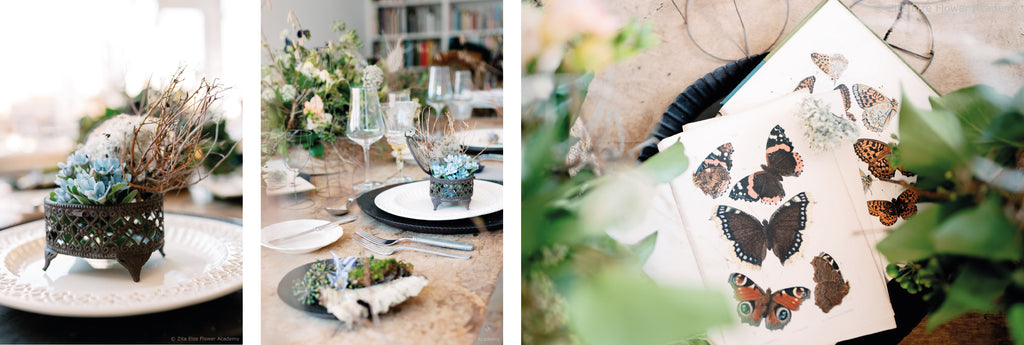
xmin=374 ymin=180 xmax=503 ymax=221
xmin=0 ymin=214 xmax=242 ymax=317
xmin=260 ymin=219 xmax=343 ymax=254
xmin=457 ymin=128 xmax=503 ymax=150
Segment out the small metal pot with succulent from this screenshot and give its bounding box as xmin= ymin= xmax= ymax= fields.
xmin=405 ymin=115 xmax=481 ymax=210
xmin=44 ymin=68 xmax=230 ymax=282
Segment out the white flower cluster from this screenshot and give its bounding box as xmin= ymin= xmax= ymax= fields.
xmin=361 ymin=65 xmax=384 ymax=91
xmin=79 ymin=114 xmax=158 ymax=183
xmin=798 ymin=96 xmax=859 ymax=153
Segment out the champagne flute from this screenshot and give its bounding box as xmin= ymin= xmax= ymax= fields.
xmin=426 ymin=66 xmax=452 ymax=132
xmin=451 ymin=70 xmax=474 ymax=120
xmin=382 ymin=101 xmax=417 ymax=184
xmin=347 ymin=87 xmax=385 ymax=191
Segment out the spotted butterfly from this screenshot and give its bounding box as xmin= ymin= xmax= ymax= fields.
xmin=811 ymin=52 xmax=848 ymax=82
xmin=834 ymin=84 xmax=855 ymax=121
xmin=693 ymin=143 xmax=735 ymax=198
xmin=867 ymin=189 xmax=918 ymax=226
xmin=728 ymin=273 xmax=811 ymax=331
xmin=794 ymin=76 xmax=816 ymax=93
xmin=729 ymin=125 xmax=804 ymax=204
xmin=715 ymin=192 xmax=809 ymax=266
xmin=811 ymin=252 xmax=850 ymax=313
xmin=853 ymin=138 xmax=915 ymax=181
xmin=852 ymin=84 xmax=899 ymax=132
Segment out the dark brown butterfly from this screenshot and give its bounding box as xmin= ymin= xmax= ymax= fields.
xmin=811 ymin=52 xmax=848 ymax=82
xmin=693 ymin=143 xmax=734 ymax=198
xmin=794 ymin=76 xmax=816 ymax=93
xmin=715 ymin=192 xmax=809 ymax=266
xmin=811 ymin=252 xmax=850 ymax=313
xmin=729 ymin=125 xmax=804 ymax=204
xmin=834 ymin=84 xmax=855 ymax=121
xmin=853 ymin=138 xmax=915 ymax=180
xmin=852 ymin=84 xmax=899 ymax=132
xmin=729 ymin=273 xmax=810 ymax=330
xmin=867 ymin=189 xmax=918 ymax=226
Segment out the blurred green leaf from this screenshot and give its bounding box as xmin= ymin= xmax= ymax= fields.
xmin=877 ymin=205 xmax=942 ymax=262
xmin=929 ymin=85 xmax=1010 ymax=152
xmin=569 ymin=268 xmax=732 ymax=345
xmin=932 ymin=196 xmax=1022 ymax=261
xmin=1008 ymin=303 xmax=1024 ymax=345
xmin=629 ymin=232 xmax=658 ymax=264
xmin=638 ymin=142 xmax=688 ymax=184
xmin=898 ymin=96 xmax=968 ymax=187
xmin=981 ymin=108 xmax=1024 ymax=150
xmin=927 ymin=264 xmax=1008 ymax=329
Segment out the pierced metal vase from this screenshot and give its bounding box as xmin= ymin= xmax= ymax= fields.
xmin=428 ymin=175 xmax=474 ymax=211
xmin=42 ymin=194 xmax=165 ymax=282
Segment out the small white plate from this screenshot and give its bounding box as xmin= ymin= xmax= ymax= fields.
xmin=374 ymin=180 xmax=503 ymax=221
xmin=0 ymin=214 xmax=242 ymax=317
xmin=457 ymin=128 xmax=503 ymax=150
xmin=261 ymin=219 xmax=343 ymax=254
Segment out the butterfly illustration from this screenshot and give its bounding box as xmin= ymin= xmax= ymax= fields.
xmin=693 ymin=143 xmax=735 ymax=198
xmin=811 ymin=52 xmax=848 ymax=82
xmin=794 ymin=76 xmax=816 ymax=93
xmin=715 ymin=192 xmax=809 ymax=266
xmin=728 ymin=273 xmax=811 ymax=330
xmin=834 ymin=84 xmax=855 ymax=121
xmin=859 ymin=169 xmax=873 ymax=193
xmin=852 ymin=84 xmax=899 ymax=132
xmin=868 ymin=189 xmax=918 ymax=226
xmin=853 ymin=138 xmax=915 ymax=180
xmin=729 ymin=125 xmax=804 ymax=204
xmin=811 ymin=253 xmax=850 ymax=313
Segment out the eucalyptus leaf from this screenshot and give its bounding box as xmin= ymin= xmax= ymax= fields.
xmin=929 ymin=85 xmax=1009 ymax=152
xmin=927 ymin=264 xmax=1008 ymax=329
xmin=877 ymin=205 xmax=942 ymax=262
xmin=569 ymin=268 xmax=732 ymax=345
xmin=1008 ymin=303 xmax=1024 ymax=345
xmin=638 ymin=142 xmax=688 ymax=184
xmin=932 ymin=196 xmax=1022 ymax=261
xmin=629 ymin=232 xmax=658 ymax=264
xmin=898 ymin=96 xmax=968 ymax=186
xmin=121 ymin=190 xmax=138 ymax=204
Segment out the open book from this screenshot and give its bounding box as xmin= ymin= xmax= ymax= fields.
xmin=650 ymin=0 xmax=938 ymax=343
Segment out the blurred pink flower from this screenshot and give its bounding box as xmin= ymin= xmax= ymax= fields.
xmin=303 ymin=95 xmax=332 ymax=130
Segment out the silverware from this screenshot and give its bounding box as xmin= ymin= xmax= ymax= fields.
xmin=353 ymin=236 xmax=471 ymax=260
xmin=268 ymin=215 xmax=357 ymax=245
xmin=324 ymin=193 xmax=362 ymax=216
xmin=355 ymin=229 xmax=474 ymax=251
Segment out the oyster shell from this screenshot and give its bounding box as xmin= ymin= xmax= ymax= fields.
xmin=318 ymin=274 xmax=428 ymax=325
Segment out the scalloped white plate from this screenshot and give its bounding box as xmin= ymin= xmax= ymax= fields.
xmin=0 ymin=214 xmax=242 ymax=317
xmin=374 ymin=180 xmax=503 ymax=221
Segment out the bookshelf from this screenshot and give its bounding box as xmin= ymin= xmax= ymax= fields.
xmin=365 ymin=0 xmax=502 ymax=67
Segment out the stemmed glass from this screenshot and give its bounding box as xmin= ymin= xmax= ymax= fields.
xmin=347 ymin=87 xmax=385 ymax=191
xmin=450 ymin=70 xmax=474 ymax=120
xmin=426 ymin=66 xmax=452 ymax=132
xmin=382 ymin=100 xmax=418 ymax=184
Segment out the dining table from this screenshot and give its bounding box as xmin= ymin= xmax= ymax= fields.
xmin=260 ymin=117 xmax=504 ymax=345
xmin=0 ymin=188 xmax=243 ymax=344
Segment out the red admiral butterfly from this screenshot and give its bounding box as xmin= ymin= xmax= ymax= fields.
xmin=728 ymin=273 xmax=810 ymax=331
xmin=811 ymin=252 xmax=849 ymax=313
xmin=693 ymin=143 xmax=734 ymax=198
xmin=729 ymin=125 xmax=804 ymax=204
xmin=715 ymin=192 xmax=809 ymax=266
xmin=867 ymin=189 xmax=918 ymax=226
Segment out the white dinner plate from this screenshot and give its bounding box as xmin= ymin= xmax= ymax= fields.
xmin=0 ymin=214 xmax=242 ymax=317
xmin=260 ymin=219 xmax=343 ymax=254
xmin=457 ymin=128 xmax=503 ymax=150
xmin=374 ymin=180 xmax=503 ymax=221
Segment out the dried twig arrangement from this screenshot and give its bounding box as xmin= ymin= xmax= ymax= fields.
xmin=124 ymin=68 xmax=230 ymax=195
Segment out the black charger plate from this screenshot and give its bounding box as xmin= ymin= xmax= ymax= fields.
xmin=277 ymin=261 xmax=333 ymax=319
xmin=355 ymin=181 xmax=503 ymax=234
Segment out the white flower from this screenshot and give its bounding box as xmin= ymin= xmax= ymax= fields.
xmin=261 ymin=88 xmax=277 ymax=102
xmin=298 ymin=61 xmax=317 ymax=77
xmin=280 ymin=29 xmax=289 ymax=40
xmin=280 ymin=85 xmax=296 ymax=102
xmin=799 ymin=96 xmax=858 ymax=152
xmin=362 ymin=65 xmax=384 ymax=90
xmin=316 ymin=69 xmax=331 ymax=82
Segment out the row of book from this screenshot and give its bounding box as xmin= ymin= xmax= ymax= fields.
xmin=451 ymin=3 xmax=501 ymax=31
xmin=373 ymin=39 xmax=440 ymax=67
xmin=377 ymin=5 xmax=441 ymax=35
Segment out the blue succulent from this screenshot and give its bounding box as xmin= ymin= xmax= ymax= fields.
xmin=91 ymin=157 xmax=121 ymax=176
xmin=430 ymin=154 xmax=479 ymax=180
xmin=50 ymin=150 xmax=136 ymax=205
xmin=66 ymin=151 xmax=91 ymax=167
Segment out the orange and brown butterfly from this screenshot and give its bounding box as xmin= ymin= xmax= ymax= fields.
xmin=852 ymin=84 xmax=899 ymax=132
xmin=853 ymin=138 xmax=915 ymax=181
xmin=867 ymin=189 xmax=918 ymax=226
xmin=810 ymin=52 xmax=848 ymax=82
xmin=834 ymin=84 xmax=855 ymax=121
xmin=794 ymin=76 xmax=816 ymax=93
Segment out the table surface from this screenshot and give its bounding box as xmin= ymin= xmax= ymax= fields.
xmin=261 ymin=119 xmax=504 ymax=345
xmin=0 ymin=190 xmax=243 ymax=344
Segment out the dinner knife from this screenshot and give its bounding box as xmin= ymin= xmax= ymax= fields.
xmin=268 ymin=215 xmax=357 ymax=245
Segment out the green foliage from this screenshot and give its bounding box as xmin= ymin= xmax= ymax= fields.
xmin=346 ymin=256 xmax=414 ymax=288
xmin=293 ymin=259 xmax=335 ymax=306
xmin=883 ymin=80 xmax=1024 ymax=336
xmin=201 ymin=119 xmax=242 ymax=175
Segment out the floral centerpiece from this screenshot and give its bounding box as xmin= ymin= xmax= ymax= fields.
xmin=261 ymin=14 xmax=388 ymax=163
xmin=43 ymin=68 xmax=228 ymax=282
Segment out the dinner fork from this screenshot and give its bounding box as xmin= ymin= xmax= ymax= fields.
xmin=353 ymin=236 xmax=471 ymax=260
xmin=355 ymin=229 xmax=474 ymax=251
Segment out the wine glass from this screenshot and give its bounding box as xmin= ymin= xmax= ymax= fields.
xmin=450 ymin=70 xmax=474 ymax=120
xmin=426 ymin=66 xmax=452 ymax=132
xmin=347 ymin=87 xmax=385 ymax=191
xmin=382 ymin=101 xmax=418 ymax=184
xmin=388 ymin=89 xmax=411 ymax=104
